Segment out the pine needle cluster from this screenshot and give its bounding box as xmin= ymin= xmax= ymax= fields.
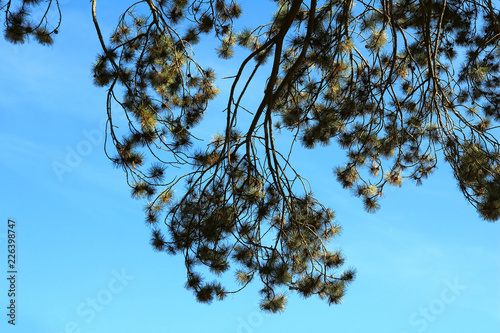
xmin=3 ymin=1 xmax=60 ymax=45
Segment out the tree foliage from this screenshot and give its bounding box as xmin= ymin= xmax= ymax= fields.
xmin=1 ymin=0 xmax=60 ymax=44
xmin=3 ymin=0 xmax=500 ymax=312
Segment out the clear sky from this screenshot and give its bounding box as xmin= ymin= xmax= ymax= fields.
xmin=1 ymin=1 xmax=499 ymax=333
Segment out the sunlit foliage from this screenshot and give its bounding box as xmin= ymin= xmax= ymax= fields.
xmin=3 ymin=0 xmax=499 ymax=312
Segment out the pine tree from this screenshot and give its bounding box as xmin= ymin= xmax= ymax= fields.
xmin=3 ymin=0 xmax=500 ymax=312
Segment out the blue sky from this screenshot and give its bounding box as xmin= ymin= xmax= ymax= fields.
xmin=1 ymin=1 xmax=499 ymax=332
